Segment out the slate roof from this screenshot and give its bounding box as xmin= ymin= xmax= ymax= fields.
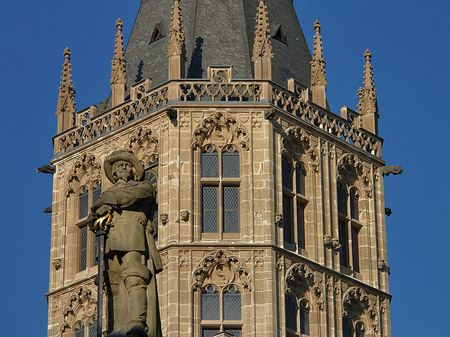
xmin=124 ymin=0 xmax=312 ymax=89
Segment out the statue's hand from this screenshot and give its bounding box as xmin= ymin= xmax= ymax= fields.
xmin=95 ymin=204 xmax=112 ymax=217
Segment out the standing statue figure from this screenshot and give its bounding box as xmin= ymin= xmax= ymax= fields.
xmin=88 ymin=150 xmax=162 ymax=337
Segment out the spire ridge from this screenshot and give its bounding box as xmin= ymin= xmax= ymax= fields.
xmin=357 ymin=49 xmax=379 ymax=134
xmin=56 ymin=47 xmax=76 ymax=133
xmin=311 ymin=20 xmax=327 ymax=86
xmin=111 ymin=18 xmax=126 ymax=85
xmin=167 ymin=0 xmax=185 ymax=58
xmin=252 ymin=0 xmax=273 ymax=62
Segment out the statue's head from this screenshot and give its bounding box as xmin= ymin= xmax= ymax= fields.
xmin=104 ymin=150 xmax=144 ymax=183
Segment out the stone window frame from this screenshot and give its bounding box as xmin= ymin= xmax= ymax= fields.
xmin=285 ymin=296 xmax=311 ymax=337
xmin=337 ymin=182 xmax=362 ymax=274
xmin=199 ymin=144 xmax=241 ymax=241
xmin=200 ymin=283 xmax=243 ymax=336
xmin=76 ymin=180 xmax=102 ymax=273
xmin=343 ymin=318 xmax=365 ymax=337
xmin=281 ymin=155 xmax=310 ymax=255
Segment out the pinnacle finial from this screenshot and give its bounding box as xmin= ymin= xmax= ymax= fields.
xmin=357 ymin=49 xmax=378 ymax=116
xmin=310 ymin=20 xmax=327 ymax=86
xmin=56 ymin=47 xmax=76 ymax=133
xmin=252 ymin=0 xmax=273 ymax=62
xmin=111 ymin=18 xmax=126 ymax=85
xmin=167 ymin=0 xmax=185 ymax=58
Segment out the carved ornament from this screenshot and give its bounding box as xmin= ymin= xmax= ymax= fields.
xmin=127 ymin=126 xmax=159 ymax=167
xmin=342 ymin=287 xmax=369 ymax=319
xmin=285 ymin=263 xmax=315 ymax=298
xmin=66 ymin=153 xmax=101 ymax=197
xmin=192 ymin=111 xmax=249 ymax=151
xmin=60 ymin=286 xmax=97 ymax=336
xmin=192 ymin=250 xmax=251 ymax=291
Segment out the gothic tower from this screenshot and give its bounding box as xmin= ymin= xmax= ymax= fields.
xmin=47 ymin=1 xmax=392 ymax=337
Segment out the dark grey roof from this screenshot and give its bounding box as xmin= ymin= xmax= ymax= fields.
xmin=124 ymin=0 xmax=312 ymax=89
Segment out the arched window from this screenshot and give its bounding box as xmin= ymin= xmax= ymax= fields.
xmin=282 ymin=157 xmax=308 ymax=253
xmin=355 ymin=322 xmax=365 ymax=337
xmin=299 ymin=300 xmax=310 ymax=335
xmin=285 ymin=297 xmax=310 ymax=336
xmin=201 ymin=285 xmax=242 ymax=337
xmin=201 ymin=146 xmax=241 ymax=236
xmin=75 ymin=321 xmax=85 ymax=337
xmin=77 ymin=182 xmax=103 ymax=272
xmin=88 ymin=318 xmax=97 ymax=337
xmin=337 ymin=184 xmax=361 ymax=273
xmin=343 ymin=319 xmax=352 ymax=337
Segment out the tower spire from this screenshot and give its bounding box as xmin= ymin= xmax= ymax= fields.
xmin=357 ymin=49 xmax=379 ymax=134
xmin=111 ymin=18 xmax=126 ymax=106
xmin=56 ymin=47 xmax=76 ymax=133
xmin=167 ymin=0 xmax=185 ymax=80
xmin=252 ymin=0 xmax=273 ymax=80
xmin=310 ymin=20 xmax=327 ymax=108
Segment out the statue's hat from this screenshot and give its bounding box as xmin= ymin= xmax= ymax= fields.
xmin=104 ymin=150 xmax=144 ymax=183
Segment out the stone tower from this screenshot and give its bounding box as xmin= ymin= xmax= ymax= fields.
xmin=46 ymin=1 xmax=392 ymax=337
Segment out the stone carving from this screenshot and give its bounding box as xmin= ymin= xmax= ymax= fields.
xmin=337 ymin=153 xmax=372 ymax=197
xmin=160 ymin=213 xmax=168 ymax=226
xmin=111 ymin=19 xmax=126 ymax=86
xmin=192 ymin=111 xmax=249 ymax=151
xmin=60 ymin=286 xmax=97 ymax=336
xmin=180 ymin=210 xmax=190 ymax=222
xmin=282 ymin=126 xmax=319 ymax=172
xmin=253 ymin=250 xmax=265 ymax=268
xmin=310 ymin=20 xmax=327 ymax=87
xmin=252 ymin=0 xmax=273 ymax=61
xmin=274 ymin=213 xmax=283 ymax=227
xmin=285 ymin=263 xmax=315 ymax=298
xmin=381 ymin=165 xmax=403 ymax=176
xmin=66 ymin=153 xmax=101 ymax=197
xmin=56 ymin=47 xmax=76 ymax=133
xmin=323 ymin=235 xmax=341 ymax=251
xmin=52 ymin=258 xmax=62 ymax=270
xmin=167 ymin=0 xmax=184 ymax=58
xmin=127 ymin=126 xmax=159 ymax=167
xmin=377 ymin=259 xmax=391 ymax=275
xmin=87 ymin=150 xmax=162 ymax=337
xmin=192 ymin=250 xmax=251 ymax=291
xmin=357 ymin=50 xmax=378 ymax=117
xmin=342 ymin=287 xmax=369 ymax=319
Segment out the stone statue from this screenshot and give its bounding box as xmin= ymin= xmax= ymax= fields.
xmin=88 ymin=150 xmax=162 ymax=337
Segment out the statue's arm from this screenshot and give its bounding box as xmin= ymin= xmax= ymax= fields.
xmin=99 ymin=181 xmax=155 ymax=209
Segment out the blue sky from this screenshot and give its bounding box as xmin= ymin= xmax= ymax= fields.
xmin=0 ymin=1 xmax=448 ymax=336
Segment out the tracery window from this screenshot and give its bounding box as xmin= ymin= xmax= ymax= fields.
xmin=285 ymin=296 xmax=310 ymax=336
xmin=77 ymin=181 xmax=102 ymax=272
xmin=337 ymin=184 xmax=361 ymax=272
xmin=201 ymin=146 xmax=240 ymax=237
xmin=74 ymin=321 xmax=85 ymax=337
xmin=282 ymin=156 xmax=308 ymax=253
xmin=201 ymin=285 xmax=242 ymax=337
xmin=343 ymin=319 xmax=365 ymax=337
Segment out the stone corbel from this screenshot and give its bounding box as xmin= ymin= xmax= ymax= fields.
xmin=52 ymin=258 xmax=62 ymax=270
xmin=180 ymin=210 xmax=190 ymax=222
xmin=377 ymin=259 xmax=391 ymax=275
xmin=160 ymin=213 xmax=168 ymax=226
xmin=324 ymin=235 xmax=341 ymax=251
xmin=275 ymin=213 xmax=283 ymax=226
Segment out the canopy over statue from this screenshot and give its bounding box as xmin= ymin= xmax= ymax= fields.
xmin=88 ymin=150 xmax=162 ymax=337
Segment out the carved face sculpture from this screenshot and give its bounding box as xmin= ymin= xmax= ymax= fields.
xmin=112 ymin=160 xmax=135 ymax=182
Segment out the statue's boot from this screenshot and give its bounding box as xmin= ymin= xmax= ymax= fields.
xmin=125 ymin=276 xmax=148 ymax=335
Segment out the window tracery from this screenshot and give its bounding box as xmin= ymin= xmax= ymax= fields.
xmin=193 ymin=250 xmax=249 ymax=337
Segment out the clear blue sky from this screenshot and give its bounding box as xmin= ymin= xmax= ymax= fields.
xmin=0 ymin=1 xmax=448 ymax=336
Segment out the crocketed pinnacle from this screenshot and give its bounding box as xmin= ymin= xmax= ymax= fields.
xmin=357 ymin=49 xmax=378 ymax=115
xmin=57 ymin=47 xmax=76 ymax=118
xmin=252 ymin=0 xmax=273 ymax=61
xmin=310 ymin=20 xmax=327 ymax=86
xmin=111 ymin=18 xmax=127 ymax=85
xmin=167 ymin=0 xmax=185 ymax=58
